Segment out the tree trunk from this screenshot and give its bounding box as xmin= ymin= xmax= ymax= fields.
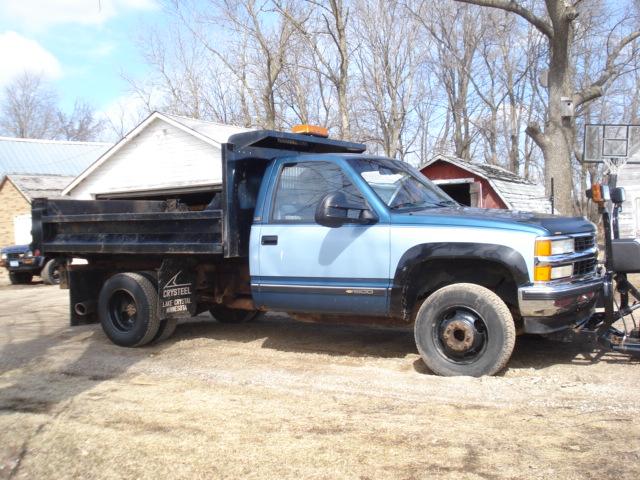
xmin=541 ymin=1 xmax=575 ymax=214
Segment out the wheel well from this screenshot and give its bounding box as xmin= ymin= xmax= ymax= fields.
xmin=402 ymin=258 xmax=519 ymax=322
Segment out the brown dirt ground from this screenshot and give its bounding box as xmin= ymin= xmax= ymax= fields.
xmin=0 ymin=281 xmax=639 ymax=480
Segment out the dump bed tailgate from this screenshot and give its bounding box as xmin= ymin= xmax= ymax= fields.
xmin=31 ymin=198 xmax=223 ymax=256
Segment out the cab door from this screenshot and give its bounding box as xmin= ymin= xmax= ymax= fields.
xmin=252 ymin=159 xmax=390 ymax=315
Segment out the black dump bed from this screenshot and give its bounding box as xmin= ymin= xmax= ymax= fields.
xmin=31 ymin=198 xmax=223 ymax=256
xmin=31 ymin=128 xmax=366 ymax=259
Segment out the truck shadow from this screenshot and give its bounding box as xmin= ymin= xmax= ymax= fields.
xmin=175 ymin=313 xmax=417 ymax=359
xmin=0 ymin=325 xmax=148 ymax=415
xmin=172 ymin=313 xmax=640 ymax=372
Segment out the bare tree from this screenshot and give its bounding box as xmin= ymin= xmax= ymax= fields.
xmin=0 ymin=71 xmax=104 ymax=141
xmin=411 ymin=2 xmax=486 ymax=160
xmin=0 ymin=72 xmax=59 ymax=139
xmin=275 ymin=0 xmax=352 ymax=137
xmin=454 ymin=0 xmax=640 ymax=213
xmin=57 ymin=100 xmax=105 ymax=141
xmin=352 ymin=0 xmax=422 ymax=158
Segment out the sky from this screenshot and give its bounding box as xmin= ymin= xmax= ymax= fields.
xmin=0 ymin=0 xmax=166 ymax=119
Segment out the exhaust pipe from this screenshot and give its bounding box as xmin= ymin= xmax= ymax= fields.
xmin=74 ymin=301 xmax=96 ymax=316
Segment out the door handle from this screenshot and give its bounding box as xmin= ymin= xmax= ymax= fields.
xmin=261 ymin=235 xmax=278 ymax=245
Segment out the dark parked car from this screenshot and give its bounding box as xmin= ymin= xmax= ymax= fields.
xmin=0 ymin=244 xmax=63 ymax=285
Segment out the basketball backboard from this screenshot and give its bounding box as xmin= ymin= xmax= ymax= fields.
xmin=583 ymin=124 xmax=640 ymax=164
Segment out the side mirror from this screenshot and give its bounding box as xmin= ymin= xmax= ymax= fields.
xmin=315 ymin=192 xmax=378 ymax=228
xmin=611 ymin=187 xmax=626 ymax=204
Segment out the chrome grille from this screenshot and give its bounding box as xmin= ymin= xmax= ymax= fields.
xmin=574 ymin=235 xmax=595 ymax=252
xmin=574 ymin=258 xmax=597 ymax=276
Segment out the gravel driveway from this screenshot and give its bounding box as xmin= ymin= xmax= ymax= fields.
xmin=1 ymin=283 xmax=639 ymax=479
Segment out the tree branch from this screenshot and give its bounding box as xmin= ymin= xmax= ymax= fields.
xmin=573 ymin=30 xmax=640 ymax=107
xmin=453 ymin=0 xmax=553 ymax=38
xmin=525 ymin=122 xmax=547 ymax=149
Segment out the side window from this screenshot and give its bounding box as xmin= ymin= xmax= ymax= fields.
xmin=272 ymin=161 xmax=365 ymax=222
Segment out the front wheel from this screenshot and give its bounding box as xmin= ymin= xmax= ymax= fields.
xmin=414 ymin=283 xmax=515 ymax=377
xmin=9 ymin=272 xmax=33 ymax=284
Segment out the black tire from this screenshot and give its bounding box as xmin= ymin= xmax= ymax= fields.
xmin=414 ymin=283 xmax=515 ymax=377
xmin=152 ymin=319 xmax=178 ymax=343
xmin=9 ymin=272 xmax=33 ymax=284
xmin=98 ymin=272 xmax=161 ymax=347
xmin=209 ymin=305 xmax=259 ymax=323
xmin=41 ymin=258 xmax=63 ymax=285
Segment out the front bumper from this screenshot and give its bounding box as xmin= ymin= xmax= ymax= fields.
xmin=518 ymin=277 xmax=603 ymax=334
xmin=2 ymin=257 xmax=45 ymax=274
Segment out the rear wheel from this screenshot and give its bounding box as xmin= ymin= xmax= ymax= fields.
xmin=41 ymin=258 xmax=63 ymax=285
xmin=98 ymin=273 xmax=161 ymax=347
xmin=209 ymin=305 xmax=259 ymax=323
xmin=153 ymin=319 xmax=178 ymax=343
xmin=414 ymin=283 xmax=515 ymax=377
xmin=9 ymin=272 xmax=33 ymax=284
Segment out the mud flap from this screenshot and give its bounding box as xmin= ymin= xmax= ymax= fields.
xmin=158 ymin=259 xmax=197 ymax=319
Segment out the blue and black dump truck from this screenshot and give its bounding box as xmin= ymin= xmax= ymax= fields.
xmin=29 ymin=126 xmax=640 ymax=375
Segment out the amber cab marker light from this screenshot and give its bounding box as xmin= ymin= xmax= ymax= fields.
xmin=292 ymin=124 xmax=329 ymax=138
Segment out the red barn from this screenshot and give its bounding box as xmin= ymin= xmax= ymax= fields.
xmin=419 ymin=155 xmax=551 ymax=213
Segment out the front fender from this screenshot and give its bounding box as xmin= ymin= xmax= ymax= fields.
xmin=389 ymin=242 xmax=530 ymax=320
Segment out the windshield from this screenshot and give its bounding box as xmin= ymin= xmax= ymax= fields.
xmin=347 ymin=158 xmax=457 ymax=211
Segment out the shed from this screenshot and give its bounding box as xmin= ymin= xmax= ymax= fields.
xmin=0 ymin=174 xmax=75 ymax=246
xmin=64 ymin=112 xmax=253 ymax=201
xmin=616 ymin=165 xmax=640 ymax=238
xmin=419 ymin=155 xmax=552 ymax=214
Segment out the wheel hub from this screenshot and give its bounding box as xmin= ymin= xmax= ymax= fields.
xmin=125 ymin=303 xmax=137 ymax=317
xmin=442 ymin=319 xmax=476 ymax=352
xmin=436 ymin=308 xmax=487 ymax=362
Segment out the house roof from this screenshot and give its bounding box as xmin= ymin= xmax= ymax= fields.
xmin=0 ymin=136 xmax=111 ymax=177
xmin=421 ymin=154 xmax=552 ymax=213
xmin=2 ymin=174 xmax=75 ymax=202
xmin=63 ymin=111 xmax=253 ymax=195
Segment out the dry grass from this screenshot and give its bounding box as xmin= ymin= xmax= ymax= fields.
xmin=1 ymin=283 xmax=639 ymax=479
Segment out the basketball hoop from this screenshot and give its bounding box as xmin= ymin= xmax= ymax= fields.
xmin=603 ymin=156 xmax=629 ymax=176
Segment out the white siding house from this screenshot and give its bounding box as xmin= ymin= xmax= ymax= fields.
xmin=616 ymin=165 xmax=640 ymax=239
xmin=64 ymin=112 xmax=252 ymax=199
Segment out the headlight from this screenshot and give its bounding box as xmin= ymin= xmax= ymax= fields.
xmin=534 ymin=264 xmax=573 ymax=281
xmin=0 ymin=253 xmax=6 ymax=260
xmin=535 ymin=237 xmax=575 ymax=256
xmin=26 ymin=250 xmax=33 ymax=257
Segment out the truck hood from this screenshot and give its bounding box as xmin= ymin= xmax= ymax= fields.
xmin=392 ymin=206 xmax=595 ymax=235
xmin=1 ymin=244 xmax=31 ymax=255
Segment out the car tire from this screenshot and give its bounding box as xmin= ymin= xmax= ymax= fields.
xmin=152 ymin=319 xmax=178 ymax=343
xmin=414 ymin=283 xmax=515 ymax=377
xmin=41 ymin=258 xmax=63 ymax=285
xmin=9 ymin=272 xmax=33 ymax=284
xmin=209 ymin=305 xmax=260 ymax=323
xmin=98 ymin=272 xmax=161 ymax=347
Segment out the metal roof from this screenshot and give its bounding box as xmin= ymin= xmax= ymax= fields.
xmin=421 ymin=155 xmax=552 ymax=214
xmin=4 ymin=174 xmax=75 ymax=201
xmin=0 ymin=136 xmax=111 ymax=177
xmin=162 ymin=113 xmax=254 ymax=144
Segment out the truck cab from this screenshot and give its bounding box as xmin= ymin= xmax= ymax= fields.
xmin=31 ymin=128 xmax=602 ymax=376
